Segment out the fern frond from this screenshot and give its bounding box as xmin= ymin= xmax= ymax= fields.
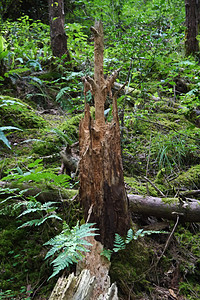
xmin=37 ymin=214 xmax=62 ymax=226
xmin=45 ymin=222 xmax=99 ymax=279
xmin=113 ymin=233 xmax=125 ymax=252
xmin=101 ymin=249 xmax=112 ymax=261
xmin=125 ymin=228 xmax=134 ymax=244
xmin=133 ymin=229 xmax=144 ymax=240
xmin=17 ymin=219 xmax=40 ymax=228
xmin=56 ymin=87 xmax=71 ymax=102
xmin=48 ymin=253 xmax=74 ymax=280
xmin=17 ymin=208 xmax=40 ymax=217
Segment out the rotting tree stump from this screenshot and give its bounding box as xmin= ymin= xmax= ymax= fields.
xmin=79 ymin=20 xmax=130 ymax=249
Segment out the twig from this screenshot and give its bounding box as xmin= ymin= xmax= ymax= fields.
xmin=144 ymin=176 xmax=166 ymax=197
xmin=181 ymin=190 xmax=200 ymax=197
xmin=157 ymin=213 xmax=180 ymax=265
xmin=86 ymin=204 xmax=94 ymax=223
xmin=145 ymin=133 xmax=152 ymax=196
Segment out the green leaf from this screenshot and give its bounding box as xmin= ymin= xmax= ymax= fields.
xmin=0 ymin=130 xmax=11 ymax=148
xmin=0 ymin=126 xmax=22 ymax=131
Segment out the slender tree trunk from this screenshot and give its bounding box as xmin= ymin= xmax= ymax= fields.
xmin=185 ymin=0 xmax=199 ymax=56
xmin=48 ymin=0 xmax=70 ymax=60
xmin=79 ymin=20 xmax=130 ymax=249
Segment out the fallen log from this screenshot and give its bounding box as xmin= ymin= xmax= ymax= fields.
xmin=128 ymin=194 xmax=200 ymax=222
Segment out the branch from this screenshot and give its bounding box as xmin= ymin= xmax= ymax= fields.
xmin=85 ymin=76 xmax=97 ymax=93
xmin=90 ymin=26 xmax=98 ymax=36
xmin=144 ymin=176 xmax=166 ymax=197
xmin=103 ymin=68 xmax=121 ymax=97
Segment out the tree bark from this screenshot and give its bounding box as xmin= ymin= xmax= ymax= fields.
xmin=185 ymin=0 xmax=199 ymax=56
xmin=79 ymin=20 xmax=130 ymax=249
xmin=48 ymin=0 xmax=70 ymax=59
xmin=128 ymin=194 xmax=200 ymax=222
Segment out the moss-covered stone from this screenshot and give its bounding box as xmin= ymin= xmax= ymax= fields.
xmin=173 ymin=165 xmax=200 ymax=189
xmin=110 ymin=239 xmax=151 ymax=298
xmin=59 ymin=113 xmax=83 ymax=141
xmin=124 ymin=176 xmax=161 ymax=197
xmin=0 ymin=95 xmax=46 ymax=129
xmin=31 ymin=136 xmax=61 ymax=156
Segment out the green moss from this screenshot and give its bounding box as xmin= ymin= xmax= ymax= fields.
xmin=124 ymin=176 xmax=161 ymax=197
xmin=59 ymin=113 xmax=83 ymax=141
xmin=0 ymin=95 xmax=46 ymax=129
xmin=154 ymin=168 xmax=166 ymax=184
xmin=110 ymin=239 xmax=151 ymax=298
xmin=173 ymin=165 xmax=200 ymax=189
xmin=0 ymin=213 xmax=57 ymax=297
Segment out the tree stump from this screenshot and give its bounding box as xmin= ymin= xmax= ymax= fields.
xmin=79 ymin=20 xmax=130 ymax=249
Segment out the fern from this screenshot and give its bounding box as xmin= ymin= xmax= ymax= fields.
xmin=56 ymin=86 xmax=71 ymax=103
xmin=2 ymin=160 xmax=71 ymax=188
xmin=16 ymin=196 xmax=62 ymax=229
xmin=100 ymin=248 xmax=113 ymax=261
xmin=113 ymin=233 xmax=126 ymax=253
xmin=125 ymin=228 xmax=134 ymax=244
xmin=18 ymin=214 xmax=62 ymax=229
xmin=44 ymin=222 xmax=99 ymax=279
xmin=102 ymin=228 xmax=168 ymax=260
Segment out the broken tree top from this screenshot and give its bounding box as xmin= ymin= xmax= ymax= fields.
xmin=82 ymin=20 xmax=121 ymax=126
xmin=79 ymin=20 xmax=130 ymax=249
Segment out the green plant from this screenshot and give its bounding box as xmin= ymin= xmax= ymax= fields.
xmin=2 ymin=159 xmax=71 ymax=188
xmin=101 ymin=228 xmax=166 ymax=261
xmin=44 ymin=222 xmax=99 ymax=279
xmin=0 ymin=35 xmax=8 ymax=60
xmin=17 ymin=197 xmax=62 ymax=229
xmin=51 ymin=128 xmax=73 ymax=146
xmin=0 ymin=98 xmax=24 ymax=148
xmin=0 ymin=126 xmax=22 ymax=148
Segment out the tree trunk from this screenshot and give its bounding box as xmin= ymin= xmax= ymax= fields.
xmin=185 ymin=0 xmax=199 ymax=56
xmin=128 ymin=194 xmax=200 ymax=222
xmin=79 ymin=20 xmax=130 ymax=249
xmin=48 ymin=0 xmax=70 ymax=60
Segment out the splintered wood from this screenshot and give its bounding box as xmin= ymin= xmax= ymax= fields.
xmin=79 ymin=20 xmax=130 ymax=249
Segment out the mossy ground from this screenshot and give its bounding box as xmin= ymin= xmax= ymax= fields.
xmin=0 ymin=87 xmax=200 ymax=299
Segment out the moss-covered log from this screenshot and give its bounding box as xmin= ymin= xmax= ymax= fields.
xmin=128 ymin=194 xmax=200 ymax=222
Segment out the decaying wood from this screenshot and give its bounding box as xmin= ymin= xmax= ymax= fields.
xmin=58 ymin=143 xmax=79 ymax=175
xmin=79 ymin=20 xmax=130 ymax=249
xmin=77 ymin=236 xmax=118 ymax=300
xmin=49 ymin=236 xmax=118 ymax=300
xmin=49 ymin=270 xmax=118 ymax=300
xmin=128 ymin=194 xmax=200 ymax=222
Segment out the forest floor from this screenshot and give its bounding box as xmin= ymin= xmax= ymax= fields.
xmin=0 ymin=75 xmax=200 ymax=299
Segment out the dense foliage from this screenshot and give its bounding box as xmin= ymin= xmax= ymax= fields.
xmin=0 ymin=0 xmax=200 ymax=299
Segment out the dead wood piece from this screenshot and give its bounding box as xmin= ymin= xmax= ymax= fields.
xmin=59 ymin=145 xmax=79 ymax=175
xmin=77 ymin=236 xmax=118 ymax=300
xmin=49 ymin=236 xmax=118 ymax=300
xmin=49 ymin=269 xmax=118 ymax=300
xmin=180 ymin=189 xmax=200 ymax=197
xmin=128 ymin=194 xmax=200 ymax=222
xmin=144 ymin=176 xmax=166 ymax=197
xmin=79 ymin=20 xmax=130 ymax=249
xmin=48 ymin=270 xmax=95 ymax=300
